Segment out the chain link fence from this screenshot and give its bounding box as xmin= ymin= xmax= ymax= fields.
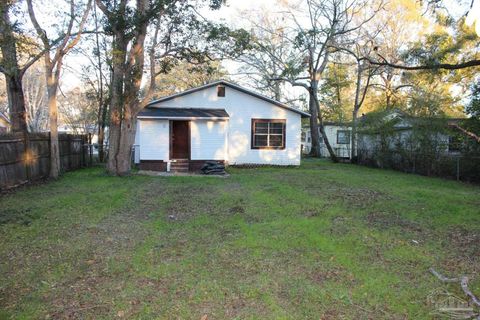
xmin=356 ymin=148 xmax=480 ymax=183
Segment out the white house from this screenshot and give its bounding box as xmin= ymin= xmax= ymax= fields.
xmin=302 ymin=122 xmax=352 ymax=158
xmin=134 ymin=80 xmax=310 ymax=172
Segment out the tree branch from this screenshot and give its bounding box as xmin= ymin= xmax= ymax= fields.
xmin=367 ymin=56 xmax=480 ymax=71
xmin=430 ymin=268 xmax=480 ymax=307
xmin=448 ymin=123 xmax=480 ymax=143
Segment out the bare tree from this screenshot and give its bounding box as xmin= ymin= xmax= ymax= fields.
xmin=23 ymin=62 xmax=48 ymax=132
xmin=27 ymin=0 xmax=92 ymax=178
xmin=237 ymin=11 xmax=296 ymax=102
xmin=58 ymin=87 xmax=97 ymax=135
xmin=76 ymin=5 xmax=111 ymax=162
xmin=348 ymin=52 xmax=376 ymax=160
xmin=271 ymin=0 xmax=382 ymax=161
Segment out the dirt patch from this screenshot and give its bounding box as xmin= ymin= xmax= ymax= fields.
xmin=329 ymin=187 xmax=391 ymax=209
xmin=329 ymin=216 xmax=352 ymax=235
xmin=365 ymin=211 xmax=423 ymax=233
xmin=304 ymin=209 xmax=321 ymax=217
xmin=229 ymin=205 xmax=245 ymax=215
xmin=442 ymin=227 xmax=480 ymax=270
xmin=448 ymin=227 xmax=480 ymax=255
xmin=164 ymin=186 xmax=218 ymax=221
xmin=309 ymin=267 xmax=345 ymax=285
xmin=302 ymin=181 xmax=391 ymax=209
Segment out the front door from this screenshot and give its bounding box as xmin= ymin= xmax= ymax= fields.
xmin=171 ymin=121 xmax=190 ymax=159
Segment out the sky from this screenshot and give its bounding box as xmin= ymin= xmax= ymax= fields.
xmin=57 ymin=0 xmax=284 ymax=91
xmin=8 ymin=0 xmax=480 ymax=97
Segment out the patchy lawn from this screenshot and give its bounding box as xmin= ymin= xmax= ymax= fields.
xmin=1 ymin=159 xmax=479 ymax=319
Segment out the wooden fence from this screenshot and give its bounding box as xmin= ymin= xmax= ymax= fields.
xmin=0 ymin=132 xmax=92 ymax=190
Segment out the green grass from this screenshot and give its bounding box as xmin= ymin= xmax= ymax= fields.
xmin=1 ymin=159 xmax=479 ymax=319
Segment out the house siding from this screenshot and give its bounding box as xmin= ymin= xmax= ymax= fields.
xmin=149 ymin=85 xmax=302 ymax=165
xmin=302 ymin=125 xmax=352 ymax=158
xmin=190 ymin=120 xmax=228 ymax=161
xmin=137 ymin=119 xmax=169 ymax=161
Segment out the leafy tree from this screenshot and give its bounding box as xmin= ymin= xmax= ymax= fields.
xmin=95 ymin=0 xmax=250 ymax=175
xmin=318 ymin=62 xmax=353 ymax=122
xmin=154 ymin=61 xmax=227 ymax=98
xmin=457 ymin=80 xmax=480 ymax=144
xmin=466 ymin=80 xmax=480 ymax=119
xmin=368 ymin=2 xmax=480 ymax=70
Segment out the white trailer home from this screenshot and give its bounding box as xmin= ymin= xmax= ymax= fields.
xmin=134 ymin=80 xmax=310 ymax=172
xmin=301 ymin=123 xmax=352 ymax=158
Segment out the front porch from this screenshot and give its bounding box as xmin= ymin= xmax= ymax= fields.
xmin=135 ymin=107 xmax=229 ymax=172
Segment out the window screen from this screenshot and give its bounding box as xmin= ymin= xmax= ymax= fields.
xmin=337 ymin=130 xmax=350 ymax=144
xmin=251 ymin=119 xmax=286 ymax=149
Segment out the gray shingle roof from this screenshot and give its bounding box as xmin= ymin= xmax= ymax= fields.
xmin=137 ymin=107 xmax=229 ymax=119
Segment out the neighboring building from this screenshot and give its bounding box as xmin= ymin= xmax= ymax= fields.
xmin=134 ymin=80 xmax=310 ymax=172
xmin=58 ymin=124 xmax=99 ymax=143
xmin=0 ymin=112 xmax=10 ymax=133
xmin=356 ymin=110 xmax=463 ymax=155
xmin=301 ymin=122 xmax=352 ymax=158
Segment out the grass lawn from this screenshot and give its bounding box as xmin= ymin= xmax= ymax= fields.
xmin=0 ymin=159 xmax=479 ymax=319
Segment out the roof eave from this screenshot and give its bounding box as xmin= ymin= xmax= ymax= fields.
xmin=137 ymin=116 xmax=229 ymax=120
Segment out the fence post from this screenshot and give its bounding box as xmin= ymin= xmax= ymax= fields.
xmin=23 ymin=132 xmax=31 ymax=181
xmin=413 ymin=153 xmax=416 ymax=174
xmin=456 ymin=157 xmax=460 ymax=181
xmin=88 ymin=133 xmax=93 ymax=167
xmin=48 ymin=131 xmax=52 ymax=176
xmin=67 ymin=134 xmax=72 ymax=171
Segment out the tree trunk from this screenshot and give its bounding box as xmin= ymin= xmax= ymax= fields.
xmin=351 ymin=63 xmax=362 ymax=161
xmin=46 ymin=70 xmax=60 ymax=179
xmin=106 ymin=33 xmax=128 ymax=175
xmin=116 ymin=112 xmax=136 ymax=175
xmin=97 ymin=100 xmax=108 ymax=162
xmin=351 ymin=109 xmax=358 ymax=161
xmin=310 ymin=80 xmax=338 ymax=162
xmin=308 ymin=86 xmax=321 ymax=157
xmin=0 ymin=3 xmax=28 ymax=133
xmin=5 ymin=73 xmax=28 ymax=133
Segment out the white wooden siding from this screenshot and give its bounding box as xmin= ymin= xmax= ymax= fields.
xmin=190 ymin=120 xmax=227 ymax=160
xmin=138 ymin=119 xmax=169 ymax=160
xmin=149 ymin=85 xmax=302 ymax=165
xmin=302 ymin=125 xmax=352 ymax=158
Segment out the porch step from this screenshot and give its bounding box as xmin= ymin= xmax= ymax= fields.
xmin=170 ymin=161 xmax=190 ymax=172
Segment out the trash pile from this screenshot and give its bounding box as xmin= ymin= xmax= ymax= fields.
xmin=201 ymin=161 xmax=226 ymax=175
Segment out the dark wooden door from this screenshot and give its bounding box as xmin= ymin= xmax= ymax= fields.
xmin=171 ymin=121 xmax=190 ymax=159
